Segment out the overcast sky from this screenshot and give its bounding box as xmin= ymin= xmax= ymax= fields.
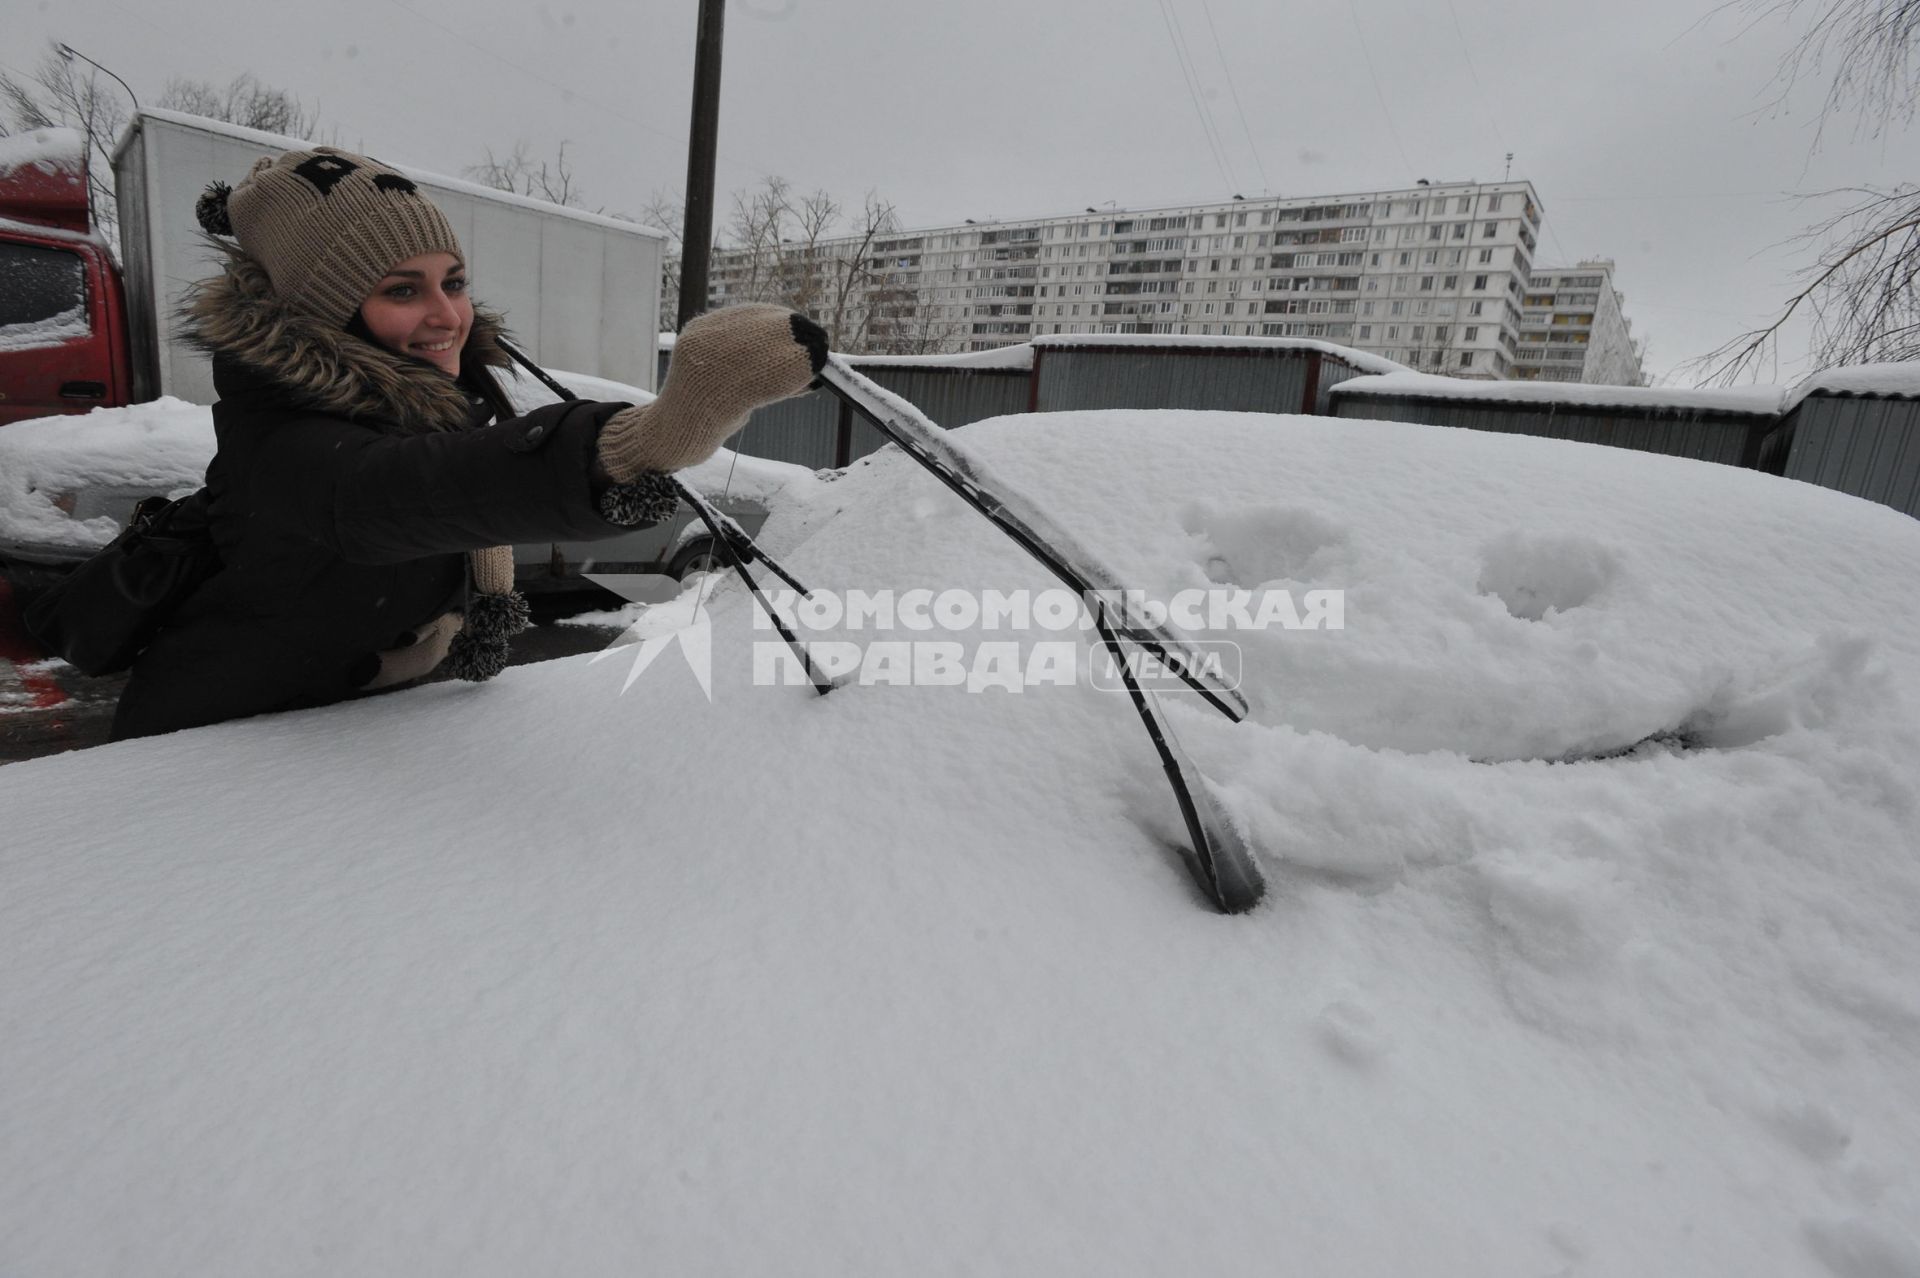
xmin=7 ymin=0 xmax=1916 ymax=383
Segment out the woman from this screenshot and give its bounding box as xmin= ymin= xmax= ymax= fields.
xmin=109 ymin=146 xmax=825 ymax=740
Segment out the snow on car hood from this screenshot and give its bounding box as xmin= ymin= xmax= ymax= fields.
xmin=4 ymin=409 xmax=1918 ymax=1276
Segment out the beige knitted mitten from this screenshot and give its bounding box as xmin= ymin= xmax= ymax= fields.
xmin=597 ymin=304 xmax=828 ymax=480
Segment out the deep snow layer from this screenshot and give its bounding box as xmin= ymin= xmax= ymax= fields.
xmin=1334 ymin=368 xmax=1789 ymax=415
xmin=3 ymin=410 xmax=1918 ymax=1277
xmin=0 ymin=126 xmax=85 ymax=175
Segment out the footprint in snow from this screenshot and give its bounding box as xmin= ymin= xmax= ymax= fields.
xmin=1315 ymin=999 xmax=1390 ymax=1067
xmin=1476 ymin=531 xmax=1619 ymax=622
xmin=1804 ymin=1217 xmax=1920 ymax=1278
xmin=1759 ymin=1096 xmax=1853 ymax=1165
xmin=1181 ymin=503 xmax=1353 ymax=589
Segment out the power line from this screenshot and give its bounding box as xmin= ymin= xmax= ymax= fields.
xmin=1197 ymin=0 xmax=1271 ymax=193
xmin=1441 ymin=0 xmax=1507 ymax=157
xmin=376 ymin=0 xmax=782 ymax=182
xmin=1156 ymin=0 xmax=1237 ymax=193
xmin=1346 ymin=3 xmax=1415 ymax=180
xmin=1553 ymin=191 xmax=1789 ymax=202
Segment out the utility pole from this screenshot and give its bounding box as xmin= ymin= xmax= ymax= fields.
xmin=677 ymin=0 xmax=726 ymax=330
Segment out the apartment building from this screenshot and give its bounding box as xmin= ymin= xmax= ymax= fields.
xmin=1510 ymin=259 xmax=1646 ymax=385
xmin=705 ymin=179 xmax=1644 ymax=383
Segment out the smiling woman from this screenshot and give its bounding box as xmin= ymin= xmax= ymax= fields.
xmin=354 ymin=252 xmax=473 ymax=376
xmin=103 ymin=145 xmax=829 ymax=741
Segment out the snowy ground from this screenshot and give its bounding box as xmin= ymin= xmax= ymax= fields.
xmin=3 ymin=409 xmax=1918 ymax=1276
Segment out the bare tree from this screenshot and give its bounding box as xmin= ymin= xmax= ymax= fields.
xmin=654 ymin=175 xmax=957 ymax=352
xmin=464 ymin=140 xmax=590 ymax=209
xmin=638 ymin=191 xmax=685 ymax=326
xmin=1699 ymin=184 xmax=1919 ymax=380
xmin=1697 ymin=0 xmax=1919 ymax=380
xmin=157 ymin=74 xmax=325 ymax=140
xmin=0 ymin=44 xmax=132 ymax=242
xmin=1742 ymin=0 xmax=1920 ymax=144
xmin=1 ymin=48 xmax=330 ymax=249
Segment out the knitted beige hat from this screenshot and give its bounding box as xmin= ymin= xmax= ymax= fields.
xmin=196 ymin=146 xmax=462 ymax=328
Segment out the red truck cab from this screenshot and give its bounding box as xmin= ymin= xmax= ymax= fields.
xmin=0 ymin=129 xmax=132 ymax=428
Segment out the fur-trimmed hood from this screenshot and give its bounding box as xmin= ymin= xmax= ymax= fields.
xmin=180 ymin=245 xmax=512 ymax=434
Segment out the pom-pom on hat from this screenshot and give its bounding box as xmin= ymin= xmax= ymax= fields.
xmin=196 ymin=147 xmax=462 ymax=328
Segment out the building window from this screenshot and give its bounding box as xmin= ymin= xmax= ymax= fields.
xmin=1488 ymin=194 xmax=1504 ymax=211
xmin=1456 ymin=196 xmax=1471 ymax=213
xmin=1464 ymin=326 xmax=1479 ymax=341
xmin=1482 ymin=221 xmax=1498 ymax=238
xmin=1478 ymin=249 xmax=1493 ymax=264
xmin=1358 ymin=324 xmax=1372 ymax=339
xmin=1473 ymin=275 xmax=1488 ymax=290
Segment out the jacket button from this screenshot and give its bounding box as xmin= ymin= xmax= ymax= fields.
xmin=524 ymin=424 xmax=546 ymax=443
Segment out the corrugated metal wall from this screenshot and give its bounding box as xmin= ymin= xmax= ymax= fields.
xmin=665 ymin=340 xmax=1916 ymax=522
xmin=1782 ymin=395 xmax=1920 ymax=518
xmin=1034 ymin=348 xmax=1313 ymax=415
xmin=860 ymin=368 xmax=1031 ymax=428
xmin=731 ymin=390 xmax=843 ymax=470
xmin=1313 ymin=354 xmax=1378 ymax=415
xmin=670 ymin=357 xmax=1033 ymax=470
xmin=1330 ymin=396 xmax=1777 ymax=468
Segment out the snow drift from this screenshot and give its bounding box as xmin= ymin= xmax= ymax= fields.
xmin=3 ymin=409 xmax=1917 ymax=1276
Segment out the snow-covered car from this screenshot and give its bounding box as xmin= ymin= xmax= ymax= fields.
xmin=0 ymin=367 xmax=821 ymax=591
xmin=5 ymin=403 xmax=1919 ymax=1274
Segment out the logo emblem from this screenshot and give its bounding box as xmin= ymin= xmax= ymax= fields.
xmin=293 ymin=153 xmax=358 ymax=195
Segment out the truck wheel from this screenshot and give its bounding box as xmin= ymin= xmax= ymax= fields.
xmin=668 ymin=536 xmax=721 ymax=580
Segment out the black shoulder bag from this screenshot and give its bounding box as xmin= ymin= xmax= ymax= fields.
xmin=23 ymin=490 xmax=221 ymax=676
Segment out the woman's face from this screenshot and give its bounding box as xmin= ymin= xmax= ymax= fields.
xmin=359 ymin=251 xmax=472 ymax=376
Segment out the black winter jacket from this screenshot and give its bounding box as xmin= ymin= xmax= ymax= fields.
xmin=110 ymin=257 xmax=650 ymax=740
